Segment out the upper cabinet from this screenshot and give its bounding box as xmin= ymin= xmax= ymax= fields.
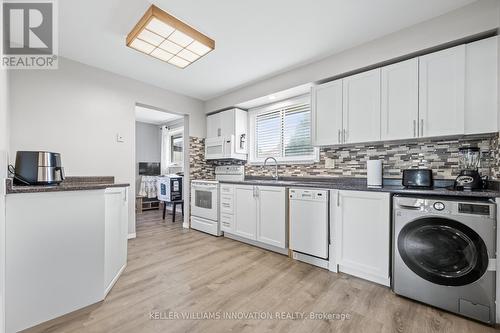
xmin=312 ymin=37 xmax=498 ymax=146
xmin=419 ymin=44 xmax=465 ymax=137
xmin=465 ymin=36 xmax=498 ymax=135
xmin=207 ymin=108 xmax=247 ymax=140
xmin=343 ymin=68 xmax=381 ymax=144
xmin=206 ymin=108 xmax=248 ymax=159
xmin=311 ymin=80 xmax=343 ymax=146
xmin=381 ymin=58 xmax=419 ymax=141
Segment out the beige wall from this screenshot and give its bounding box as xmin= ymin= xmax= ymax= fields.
xmin=8 ymin=57 xmax=205 ymax=234
xmin=205 ymin=0 xmax=500 ymax=111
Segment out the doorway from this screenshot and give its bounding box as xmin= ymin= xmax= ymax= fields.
xmin=134 ymin=103 xmax=190 ymax=229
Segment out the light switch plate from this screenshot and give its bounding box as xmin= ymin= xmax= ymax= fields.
xmin=116 ymin=133 xmax=125 ymax=143
xmin=325 ymin=157 xmax=335 ymax=169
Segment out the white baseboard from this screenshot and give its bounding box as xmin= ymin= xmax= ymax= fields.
xmin=104 ymin=264 xmax=126 ymax=297
xmin=127 ymin=233 xmax=136 ymax=239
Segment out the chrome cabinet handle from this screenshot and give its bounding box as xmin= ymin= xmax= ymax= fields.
xmin=338 ymin=129 xmax=341 ymax=144
xmin=413 ymin=120 xmax=416 ymax=138
xmin=420 ymin=119 xmax=424 ymax=136
xmin=337 ymin=192 xmax=340 ymax=207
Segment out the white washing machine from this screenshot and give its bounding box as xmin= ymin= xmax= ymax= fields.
xmin=393 ymin=195 xmax=496 ymax=324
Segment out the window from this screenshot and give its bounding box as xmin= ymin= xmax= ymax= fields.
xmin=249 ymin=95 xmax=318 ymax=163
xmin=170 ymin=133 xmax=183 ymax=164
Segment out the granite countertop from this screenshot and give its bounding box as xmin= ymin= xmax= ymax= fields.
xmin=219 ymin=177 xmax=500 ymax=199
xmin=6 ymin=176 xmax=130 ymax=194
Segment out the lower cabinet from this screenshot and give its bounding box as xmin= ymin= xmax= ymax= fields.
xmin=104 ymin=187 xmax=129 ymax=295
xmin=5 ymin=187 xmax=129 ymax=333
xmin=257 ymin=186 xmax=286 ymax=248
xmin=234 ymin=185 xmax=258 ymax=239
xmin=331 ymin=190 xmax=390 ymax=286
xmin=232 ymin=185 xmax=287 ymax=249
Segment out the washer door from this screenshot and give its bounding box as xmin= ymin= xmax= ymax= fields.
xmin=398 ymin=217 xmax=489 ymax=286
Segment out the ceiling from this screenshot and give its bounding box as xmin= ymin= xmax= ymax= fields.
xmin=60 ymin=0 xmax=476 ymax=101
xmin=135 ymin=105 xmax=183 ymax=125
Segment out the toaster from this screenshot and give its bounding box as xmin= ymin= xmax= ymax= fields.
xmin=402 ymin=169 xmax=433 ymax=188
xmin=13 ymin=151 xmax=65 ymax=185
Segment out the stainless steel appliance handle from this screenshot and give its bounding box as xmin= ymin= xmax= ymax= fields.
xmin=338 ymin=130 xmax=341 ymax=144
xmin=420 ymin=119 xmax=424 ymax=136
xmin=342 ymin=129 xmax=346 ymax=143
xmin=413 ymin=120 xmax=416 ymax=138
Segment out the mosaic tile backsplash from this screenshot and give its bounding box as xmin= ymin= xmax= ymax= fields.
xmin=189 ymin=136 xmax=215 ymax=180
xmin=191 ymin=134 xmax=499 ymax=180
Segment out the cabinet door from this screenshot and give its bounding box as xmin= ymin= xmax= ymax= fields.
xmin=312 ymin=80 xmax=343 ymax=145
xmin=419 ymin=45 xmax=465 ymax=137
xmin=104 ymin=187 xmax=128 ymax=294
xmin=334 ymin=190 xmax=390 ymax=286
xmin=233 ymin=109 xmax=248 ymax=154
xmin=342 ymin=68 xmax=381 ymax=143
xmin=256 ymin=186 xmax=286 ymax=248
xmin=234 ymin=185 xmax=257 ymax=240
xmin=465 ymin=36 xmax=498 ymax=134
xmin=206 ymin=113 xmax=222 ymax=138
xmin=220 ymin=109 xmax=235 ymax=138
xmin=381 ymin=58 xmax=419 ymax=140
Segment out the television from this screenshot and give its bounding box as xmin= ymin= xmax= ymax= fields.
xmin=138 ymin=162 xmax=161 ymax=176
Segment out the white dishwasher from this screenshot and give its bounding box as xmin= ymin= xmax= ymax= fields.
xmin=289 ymin=188 xmax=329 ymax=265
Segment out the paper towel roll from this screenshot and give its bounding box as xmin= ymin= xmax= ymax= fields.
xmin=367 ymin=160 xmax=382 ymax=188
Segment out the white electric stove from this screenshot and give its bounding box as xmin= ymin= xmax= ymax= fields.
xmin=191 ymin=166 xmax=244 ymax=236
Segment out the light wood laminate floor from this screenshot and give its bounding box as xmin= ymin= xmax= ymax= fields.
xmin=27 ymin=210 xmax=497 ymax=333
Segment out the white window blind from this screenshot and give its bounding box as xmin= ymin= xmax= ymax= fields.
xmin=253 ymin=99 xmax=315 ymax=162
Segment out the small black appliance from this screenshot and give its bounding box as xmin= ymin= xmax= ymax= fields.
xmin=402 ymin=169 xmax=433 ymax=188
xmin=11 ymin=151 xmax=65 ymax=185
xmin=454 ymin=147 xmax=483 ymax=191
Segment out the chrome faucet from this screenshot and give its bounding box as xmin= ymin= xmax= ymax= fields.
xmin=264 ymin=157 xmax=279 ymax=180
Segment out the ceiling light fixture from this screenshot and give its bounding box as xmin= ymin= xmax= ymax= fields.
xmin=126 ymin=5 xmax=215 ymax=69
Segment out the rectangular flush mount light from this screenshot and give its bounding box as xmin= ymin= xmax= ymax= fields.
xmin=126 ymin=5 xmax=215 ymax=68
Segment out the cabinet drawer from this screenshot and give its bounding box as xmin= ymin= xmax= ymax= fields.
xmin=220 ymin=195 xmax=234 ymax=214
xmin=220 ymin=213 xmax=233 ymax=232
xmin=220 ymin=184 xmax=234 ymax=195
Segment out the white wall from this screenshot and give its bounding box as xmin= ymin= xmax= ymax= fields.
xmin=135 ymin=122 xmax=161 ymax=164
xmin=9 ymin=57 xmax=205 ymax=235
xmin=205 ymin=0 xmax=500 ymax=111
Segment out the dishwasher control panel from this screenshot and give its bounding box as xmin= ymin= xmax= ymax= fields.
xmin=289 ymin=189 xmax=328 ymax=201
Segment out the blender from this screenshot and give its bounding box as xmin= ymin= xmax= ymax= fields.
xmin=454 ymin=147 xmax=483 ymax=191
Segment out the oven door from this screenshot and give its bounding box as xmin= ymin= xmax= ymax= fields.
xmin=205 ymin=137 xmax=225 ymax=160
xmin=191 ymin=182 xmax=218 ymax=221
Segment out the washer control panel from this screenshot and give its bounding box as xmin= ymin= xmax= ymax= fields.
xmin=433 ymin=202 xmax=445 ymax=211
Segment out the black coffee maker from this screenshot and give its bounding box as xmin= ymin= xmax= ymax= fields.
xmin=454 ymin=147 xmax=483 ymax=191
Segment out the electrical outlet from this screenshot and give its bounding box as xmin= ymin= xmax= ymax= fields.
xmin=325 ymin=157 xmax=335 ymax=169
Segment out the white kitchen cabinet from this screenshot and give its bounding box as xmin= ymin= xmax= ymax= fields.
xmin=6 ymin=190 xmax=106 ymax=333
xmin=419 ymin=45 xmax=465 ymax=137
xmin=230 ymin=185 xmax=287 ymax=249
xmin=256 ymin=186 xmax=286 ymax=248
xmin=342 ymin=68 xmax=381 ymax=143
xmin=465 ymin=36 xmax=498 ymax=135
xmin=332 ymin=190 xmax=390 ymax=286
xmin=381 ymin=58 xmax=419 ymax=140
xmin=104 ymin=187 xmax=129 ymax=295
xmin=311 ymin=80 xmax=343 ymax=146
xmin=206 ymin=108 xmax=248 ymax=157
xmin=206 ymin=112 xmax=222 ymax=138
xmin=234 ymin=185 xmax=257 ymax=240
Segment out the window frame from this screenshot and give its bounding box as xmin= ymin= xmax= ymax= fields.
xmin=166 ymin=127 xmax=184 ymax=167
xmin=248 ymin=94 xmax=319 ymax=165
